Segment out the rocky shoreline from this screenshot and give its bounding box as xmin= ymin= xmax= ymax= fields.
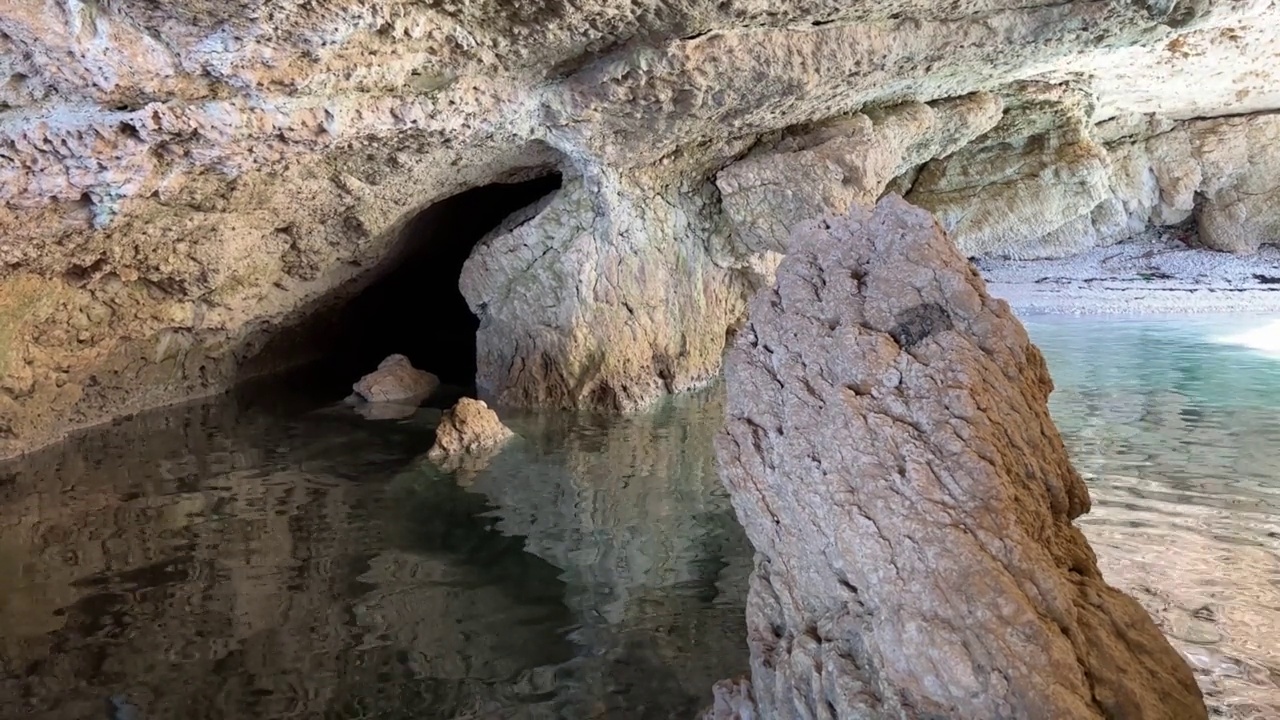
xmin=981 ymin=232 xmax=1280 ymax=316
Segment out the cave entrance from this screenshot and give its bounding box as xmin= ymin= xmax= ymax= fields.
xmin=308 ymin=172 xmax=562 ymax=397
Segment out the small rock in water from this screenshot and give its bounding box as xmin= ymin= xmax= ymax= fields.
xmin=1169 ymin=613 xmax=1224 ymax=646
xmin=351 ymin=354 xmax=440 ymax=404
xmin=351 ymin=400 xmax=420 ymax=421
xmin=700 ymin=677 xmax=755 ymax=720
xmin=428 ymin=398 xmax=514 ymax=474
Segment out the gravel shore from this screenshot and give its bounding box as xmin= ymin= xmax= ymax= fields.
xmin=978 ymin=233 xmax=1280 ymax=315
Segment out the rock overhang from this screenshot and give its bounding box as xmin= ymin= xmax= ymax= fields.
xmin=0 ymin=0 xmax=1278 ymax=456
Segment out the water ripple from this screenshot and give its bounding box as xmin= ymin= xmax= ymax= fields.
xmin=1030 ymin=314 xmax=1280 ymax=720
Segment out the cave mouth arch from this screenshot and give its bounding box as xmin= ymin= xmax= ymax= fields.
xmin=261 ymin=172 xmax=563 ymax=400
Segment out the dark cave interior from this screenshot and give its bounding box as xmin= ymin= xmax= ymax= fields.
xmin=253 ymin=172 xmax=563 ymax=400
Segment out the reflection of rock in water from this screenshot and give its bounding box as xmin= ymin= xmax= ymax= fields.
xmin=424 ymin=384 xmax=752 ymax=716
xmin=0 ymin=380 xmax=752 ymax=719
xmin=0 ymin=392 xmax=578 ymax=719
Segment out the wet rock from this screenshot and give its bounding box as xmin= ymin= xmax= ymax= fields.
xmin=427 ymin=398 xmax=514 ymax=470
xmin=350 ymin=401 xmax=420 ymax=421
xmin=1169 ymin=612 xmax=1224 ymax=646
xmin=700 ymin=677 xmax=756 ymax=720
xmin=351 ymin=354 xmax=439 ymax=404
xmin=715 ymin=196 xmax=1207 ymax=719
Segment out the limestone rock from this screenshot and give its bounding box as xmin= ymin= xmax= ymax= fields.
xmin=716 ymin=196 xmax=1207 ymax=719
xmin=716 ymin=93 xmax=1004 ymax=255
xmin=352 ymin=354 xmax=439 ymax=404
xmin=1136 ymin=113 xmax=1280 ymax=255
xmin=3 ymin=0 xmax=1280 ymax=456
xmin=907 ymin=98 xmax=1280 ymax=259
xmin=461 ymin=160 xmax=757 ymax=413
xmin=905 ymin=84 xmax=1116 ymax=258
xmin=427 ymin=398 xmax=514 ymax=467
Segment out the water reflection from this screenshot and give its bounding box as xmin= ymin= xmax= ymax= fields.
xmin=0 ymin=383 xmax=747 ymax=719
xmin=4 ymin=315 xmax=1280 ymax=719
xmin=1027 ymin=314 xmax=1280 ymax=720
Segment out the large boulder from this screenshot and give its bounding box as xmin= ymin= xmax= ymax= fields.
xmin=715 ymin=195 xmax=1207 ymax=719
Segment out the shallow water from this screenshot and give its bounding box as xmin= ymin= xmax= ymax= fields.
xmin=1 ymin=315 xmax=1279 ymax=718
xmin=1024 ymin=314 xmax=1280 ymax=720
xmin=0 ymin=384 xmax=749 ymax=719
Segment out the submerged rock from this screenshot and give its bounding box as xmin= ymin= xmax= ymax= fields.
xmin=351 ymin=354 xmax=439 ymax=405
xmin=715 ymin=196 xmax=1207 ymax=719
xmin=428 ymin=398 xmax=514 ymax=471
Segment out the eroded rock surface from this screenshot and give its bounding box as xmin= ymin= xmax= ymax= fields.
xmin=461 ymin=160 xmax=756 ymax=411
xmin=3 ymin=0 xmax=1280 ymax=455
xmin=716 ymin=196 xmax=1207 ymax=719
xmin=907 ymin=90 xmax=1280 ymax=258
xmin=716 ymin=93 xmax=1004 ymax=255
xmin=427 ymin=398 xmax=513 ymax=471
xmin=352 ymin=354 xmax=439 ymax=404
xmin=701 ymin=677 xmax=757 ymax=720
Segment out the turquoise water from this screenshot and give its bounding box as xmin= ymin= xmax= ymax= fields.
xmin=1 ymin=315 xmax=1278 ymax=718
xmin=1025 ymin=314 xmax=1280 ymax=720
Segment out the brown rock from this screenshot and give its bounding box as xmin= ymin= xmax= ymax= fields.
xmin=4 ymin=0 xmax=1280 ymax=458
xmin=715 ymin=196 xmax=1207 ymax=719
xmin=427 ymin=398 xmax=514 ymax=468
xmin=352 ymin=354 xmax=439 ymax=404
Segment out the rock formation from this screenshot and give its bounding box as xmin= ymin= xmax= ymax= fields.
xmin=715 ymin=196 xmax=1207 ymax=718
xmin=715 ymin=93 xmax=1006 ymax=256
xmin=906 ymin=88 xmax=1280 ymax=258
xmin=351 ymin=353 xmax=439 ymax=403
xmin=427 ymin=397 xmax=513 ymax=471
xmin=702 ymin=678 xmax=757 ymax=720
xmin=3 ymin=0 xmax=1280 ymax=455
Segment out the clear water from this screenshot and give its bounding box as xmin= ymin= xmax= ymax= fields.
xmin=0 ymin=385 xmax=749 ymax=720
xmin=1024 ymin=314 xmax=1280 ymax=720
xmin=2 ymin=315 xmax=1279 ymax=719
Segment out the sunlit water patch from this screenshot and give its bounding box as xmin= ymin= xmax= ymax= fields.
xmin=1 ymin=315 xmax=1278 ymax=718
xmin=1211 ymin=318 xmax=1280 ymax=361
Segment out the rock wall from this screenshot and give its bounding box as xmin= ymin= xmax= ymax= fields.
xmin=714 ymin=93 xmax=1005 ymax=255
xmin=906 ymin=93 xmax=1280 ymax=258
xmin=3 ymin=0 xmax=1280 ymax=454
xmin=715 ymin=196 xmax=1207 ymax=718
xmin=460 ymin=156 xmax=760 ymax=411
